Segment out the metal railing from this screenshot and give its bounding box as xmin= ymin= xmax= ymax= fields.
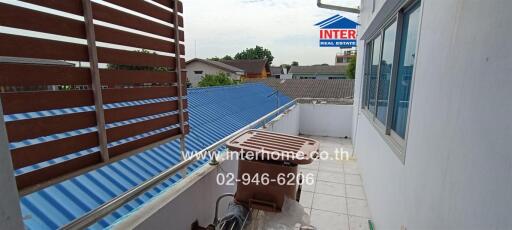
xmin=61 ymin=99 xmax=298 ymax=229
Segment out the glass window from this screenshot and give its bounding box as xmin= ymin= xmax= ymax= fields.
xmin=368 ymin=35 xmax=381 ymax=114
xmin=362 ymin=42 xmax=373 ymax=108
xmin=392 ymin=4 xmax=421 ymax=138
xmin=376 ymin=22 xmax=397 ymax=124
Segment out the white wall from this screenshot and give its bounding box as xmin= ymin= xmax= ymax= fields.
xmin=299 ymin=104 xmax=353 ymax=138
xmin=279 ymin=74 xmax=293 ymax=80
xmin=186 ymin=62 xmax=241 ymax=87
xmin=263 ymin=103 xmax=353 ymax=138
xmin=354 ymin=0 xmax=512 ymax=229
xmin=115 ymin=159 xmax=238 ymax=230
xmin=264 ymin=104 xmax=300 ymax=136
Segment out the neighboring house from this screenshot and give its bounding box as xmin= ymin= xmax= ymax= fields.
xmin=245 ymin=78 xmax=354 ymax=104
xmin=335 ymin=51 xmax=355 ymax=65
xmin=269 ymin=66 xmax=293 ymax=79
xmin=289 ymin=65 xmax=347 ymax=79
xmin=269 ymin=66 xmax=284 ymax=78
xmin=221 ymin=59 xmax=269 ymax=79
xmin=185 ymin=58 xmax=245 ymax=87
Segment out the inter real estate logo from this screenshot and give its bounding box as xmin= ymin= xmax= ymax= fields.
xmin=315 ymin=15 xmax=358 ymax=48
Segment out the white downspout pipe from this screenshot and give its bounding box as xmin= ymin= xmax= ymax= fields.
xmin=317 ymin=0 xmax=360 ymax=14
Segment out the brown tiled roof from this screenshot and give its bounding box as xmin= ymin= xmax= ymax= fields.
xmin=289 ymin=65 xmax=347 ymax=74
xmin=186 ymin=58 xmax=244 ymax=73
xmin=245 ymin=79 xmax=354 ymax=101
xmin=269 ymin=66 xmax=283 ymax=75
xmin=220 ymin=59 xmax=268 ymax=75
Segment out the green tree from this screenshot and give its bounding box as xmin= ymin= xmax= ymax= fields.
xmin=222 ymin=55 xmax=233 ymax=60
xmin=208 ymin=55 xmax=233 ymax=61
xmin=281 ymin=64 xmax=291 ymax=72
xmin=346 ymin=55 xmax=357 ymax=79
xmin=234 ymin=46 xmax=274 ymax=65
xmin=291 ymin=61 xmax=299 ymax=66
xmin=198 ymin=73 xmax=234 ymax=87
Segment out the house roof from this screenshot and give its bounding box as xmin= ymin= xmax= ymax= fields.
xmin=15 ymin=84 xmax=291 ymax=229
xmin=0 ymin=56 xmax=75 ymax=66
xmin=269 ymin=66 xmax=283 ymax=76
xmin=220 ymin=59 xmax=268 ymax=75
xmin=185 ymin=58 xmax=244 ymax=73
xmin=245 ymin=79 xmax=354 ymax=103
xmin=289 ymin=65 xmax=347 ymax=75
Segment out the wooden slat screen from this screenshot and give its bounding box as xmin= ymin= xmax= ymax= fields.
xmin=0 ymin=0 xmax=188 ymax=194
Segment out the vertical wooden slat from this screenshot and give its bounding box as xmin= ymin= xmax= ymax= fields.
xmin=82 ymin=0 xmax=109 ymax=162
xmin=174 ymin=0 xmax=187 ymax=163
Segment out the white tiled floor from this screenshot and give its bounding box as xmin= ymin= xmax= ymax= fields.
xmin=299 ymin=136 xmax=372 ymax=230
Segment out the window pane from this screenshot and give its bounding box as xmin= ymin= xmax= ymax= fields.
xmin=376 ymin=21 xmax=397 ymax=124
xmin=362 ymin=42 xmax=373 ymax=108
xmin=392 ymin=4 xmax=421 ymax=138
xmin=368 ymin=35 xmax=381 ymax=114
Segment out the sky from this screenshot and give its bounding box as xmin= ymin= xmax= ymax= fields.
xmin=183 ymin=0 xmax=359 ymax=66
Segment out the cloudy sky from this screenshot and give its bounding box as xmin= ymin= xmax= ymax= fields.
xmin=183 ymin=0 xmax=359 ymax=66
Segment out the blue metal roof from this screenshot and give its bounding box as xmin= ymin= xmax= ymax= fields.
xmin=17 ymin=83 xmax=291 ymax=230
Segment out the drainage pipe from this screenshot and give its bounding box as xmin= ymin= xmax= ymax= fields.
xmin=317 ymin=0 xmax=360 ymax=14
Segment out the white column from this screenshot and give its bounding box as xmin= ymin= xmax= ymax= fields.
xmin=0 ymin=100 xmax=24 ymax=229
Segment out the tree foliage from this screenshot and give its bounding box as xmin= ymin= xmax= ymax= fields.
xmin=208 ymin=55 xmax=233 ymax=61
xmin=291 ymin=61 xmax=299 ymax=66
xmin=281 ymin=64 xmax=291 ymax=72
xmin=198 ymin=73 xmax=234 ymax=87
xmin=346 ymin=54 xmax=357 ymax=79
xmin=222 ymin=55 xmax=233 ymax=60
xmin=234 ymin=46 xmax=274 ymax=65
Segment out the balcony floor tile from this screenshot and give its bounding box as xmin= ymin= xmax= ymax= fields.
xmin=297 ymin=135 xmax=372 ymax=230
xmin=310 ymin=209 xmax=350 ymax=230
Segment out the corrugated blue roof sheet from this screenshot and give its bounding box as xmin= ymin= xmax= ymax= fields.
xmin=17 ymin=83 xmax=291 ymax=230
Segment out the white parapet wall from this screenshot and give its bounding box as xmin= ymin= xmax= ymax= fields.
xmin=299 ymin=103 xmax=353 ymax=138
xmin=264 ymin=104 xmax=300 ymax=135
xmin=264 ymin=103 xmax=353 ymax=138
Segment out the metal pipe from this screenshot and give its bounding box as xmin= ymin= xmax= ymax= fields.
xmin=61 ymin=99 xmax=298 ymax=229
xmin=317 ymin=0 xmax=360 ymax=14
xmin=213 ymin=193 xmax=235 ymax=225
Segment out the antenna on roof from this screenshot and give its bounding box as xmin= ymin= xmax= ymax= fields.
xmin=267 ymin=80 xmax=286 ymax=109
